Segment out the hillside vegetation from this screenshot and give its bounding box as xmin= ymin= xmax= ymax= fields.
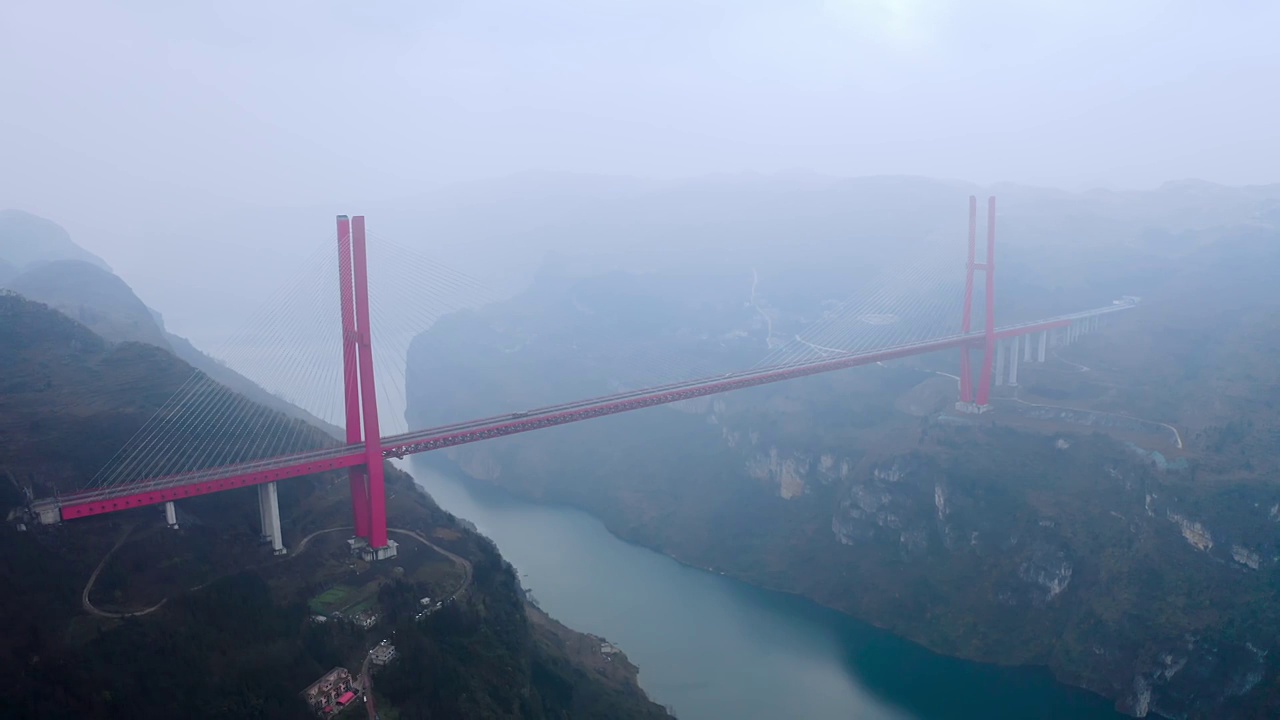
xmin=1 ymin=292 xmax=670 ymax=720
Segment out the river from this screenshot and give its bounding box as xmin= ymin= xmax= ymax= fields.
xmin=410 ymin=460 xmax=1130 ymax=720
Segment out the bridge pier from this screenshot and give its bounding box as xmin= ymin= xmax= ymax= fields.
xmin=164 ymin=501 xmax=178 ymax=529
xmin=994 ymin=339 xmax=1006 ymax=386
xmin=1008 ymin=337 xmax=1019 ymax=386
xmin=1038 ymin=331 xmax=1048 ymax=362
xmin=258 ymin=483 xmax=271 ymax=543
xmin=258 ymin=482 xmax=285 ymax=555
xmin=1023 ymin=333 xmax=1033 ymax=362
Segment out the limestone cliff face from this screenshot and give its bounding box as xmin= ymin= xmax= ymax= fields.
xmin=743 ymin=447 xmax=851 ymax=500
xmin=828 ymin=453 xmax=1080 ymax=607
xmin=704 ymin=405 xmax=1279 ymax=720
xmin=726 ymin=422 xmax=853 ymax=500
xmin=418 ymin=385 xmax=1280 ymax=719
xmin=821 ymin=450 xmax=1275 ymax=720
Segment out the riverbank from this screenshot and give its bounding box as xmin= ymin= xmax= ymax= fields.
xmin=413 ymin=458 xmax=1136 ymax=720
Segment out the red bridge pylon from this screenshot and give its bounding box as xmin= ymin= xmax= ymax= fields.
xmin=336 ymin=215 xmax=396 ymax=560
xmin=956 ymin=196 xmax=997 ymax=414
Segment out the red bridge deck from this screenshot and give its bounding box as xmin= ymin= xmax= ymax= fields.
xmin=41 ymin=303 xmax=1134 ymax=522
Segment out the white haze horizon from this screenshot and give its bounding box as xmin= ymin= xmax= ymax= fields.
xmin=3 ymin=1 xmax=1278 ymax=351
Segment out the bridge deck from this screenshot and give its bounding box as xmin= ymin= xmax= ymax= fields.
xmin=39 ymin=303 xmax=1134 ymax=521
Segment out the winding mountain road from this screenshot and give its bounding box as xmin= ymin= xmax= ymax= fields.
xmin=1005 ymin=388 xmax=1183 ymax=449
xmin=82 ymin=525 xmax=167 ymax=618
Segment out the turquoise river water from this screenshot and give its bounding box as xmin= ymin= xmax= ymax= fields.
xmin=411 ymin=461 xmax=1130 ymax=720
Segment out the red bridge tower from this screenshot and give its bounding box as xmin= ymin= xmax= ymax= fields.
xmin=336 ymin=215 xmax=397 ymax=560
xmin=956 ymin=196 xmax=997 ymax=414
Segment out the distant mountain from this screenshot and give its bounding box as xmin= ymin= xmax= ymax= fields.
xmin=0 ymin=209 xmax=110 ymax=272
xmin=5 ymin=259 xmax=173 ymax=349
xmin=0 ymin=211 xmax=164 ymax=348
xmin=366 ymin=173 xmax=1280 ymax=315
xmin=0 ymin=211 xmax=340 ymax=437
xmin=0 ymin=292 xmax=328 ymax=496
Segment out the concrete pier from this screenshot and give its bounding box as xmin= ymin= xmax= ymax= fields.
xmin=348 ymin=536 xmax=400 ymax=562
xmin=258 ymin=483 xmax=271 ymax=543
xmin=1008 ymin=337 xmax=1020 ymax=386
xmin=1038 ymin=331 xmax=1048 ymax=362
xmin=1023 ymin=333 xmax=1033 ymax=362
xmin=994 ymin=339 xmax=1006 ymax=386
xmin=258 ymin=482 xmax=285 ymax=555
xmin=164 ymin=501 xmax=178 ymax=529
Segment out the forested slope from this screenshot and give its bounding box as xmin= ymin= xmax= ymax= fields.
xmin=0 ymin=293 xmax=669 ymax=720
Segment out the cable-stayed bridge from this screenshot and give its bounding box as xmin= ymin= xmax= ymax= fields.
xmin=30 ymin=197 xmax=1136 ymax=561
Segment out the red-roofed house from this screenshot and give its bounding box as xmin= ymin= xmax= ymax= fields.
xmin=301 ymin=667 xmax=354 ymax=716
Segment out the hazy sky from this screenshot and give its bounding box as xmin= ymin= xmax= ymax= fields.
xmin=4 ymin=1 xmax=1277 ymax=214
xmin=2 ymin=1 xmax=1278 ymax=342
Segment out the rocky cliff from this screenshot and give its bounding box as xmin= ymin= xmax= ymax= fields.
xmin=428 ymin=392 xmax=1278 ymax=719
xmin=402 ymin=224 xmax=1280 ymax=717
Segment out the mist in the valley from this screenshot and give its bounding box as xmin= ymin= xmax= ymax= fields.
xmin=3 ymin=0 xmax=1278 ymax=349
xmin=9 ymin=5 xmax=1280 ymax=720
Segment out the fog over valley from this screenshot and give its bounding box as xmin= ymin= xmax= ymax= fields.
xmin=3 ymin=1 xmax=1279 ymax=343
xmin=2 ymin=2 xmax=1279 ymax=719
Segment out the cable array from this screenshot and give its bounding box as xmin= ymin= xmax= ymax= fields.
xmin=360 ymin=230 xmax=499 ymax=434
xmin=84 ymin=231 xmax=493 ymax=494
xmin=82 ymin=225 xmax=972 ymax=496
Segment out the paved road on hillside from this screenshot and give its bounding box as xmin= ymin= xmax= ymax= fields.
xmin=361 ymin=527 xmax=474 ymax=719
xmin=82 ymin=525 xmax=167 ymax=618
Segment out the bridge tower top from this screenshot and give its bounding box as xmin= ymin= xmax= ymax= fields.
xmin=957 ymin=196 xmax=997 ymax=411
